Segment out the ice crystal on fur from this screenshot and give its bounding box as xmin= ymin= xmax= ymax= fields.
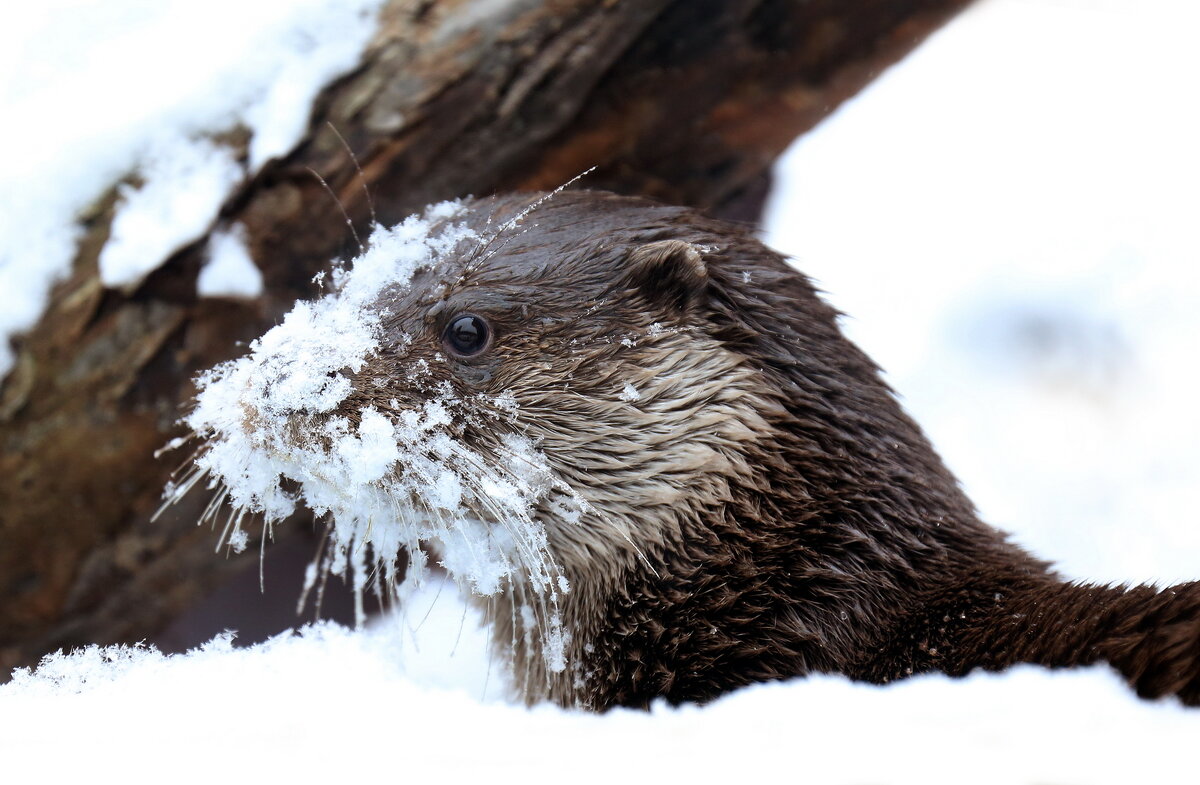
xmin=166 ymin=200 xmax=575 ymax=671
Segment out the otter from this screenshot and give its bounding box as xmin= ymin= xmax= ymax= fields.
xmin=174 ymin=190 xmax=1200 ymax=710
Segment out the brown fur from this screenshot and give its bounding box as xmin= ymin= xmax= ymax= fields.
xmin=335 ymin=190 xmax=1200 ymax=709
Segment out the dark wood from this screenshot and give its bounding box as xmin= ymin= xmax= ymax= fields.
xmin=0 ymin=0 xmax=972 ymax=673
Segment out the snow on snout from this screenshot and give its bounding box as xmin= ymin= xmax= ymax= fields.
xmin=165 ymin=200 xmax=574 ymax=671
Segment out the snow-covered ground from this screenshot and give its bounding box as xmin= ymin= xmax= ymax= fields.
xmin=3 ymin=583 xmax=1195 ymax=783
xmin=3 ymin=0 xmax=1200 ymax=781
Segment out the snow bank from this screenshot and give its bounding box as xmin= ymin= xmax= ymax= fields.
xmin=3 ymin=602 xmax=1196 ymax=783
xmin=0 ymin=0 xmax=385 ymax=376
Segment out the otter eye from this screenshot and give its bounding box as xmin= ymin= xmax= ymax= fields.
xmin=443 ymin=313 xmax=490 ymax=357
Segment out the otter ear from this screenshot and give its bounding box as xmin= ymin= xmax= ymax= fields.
xmin=624 ymin=239 xmax=708 ymax=314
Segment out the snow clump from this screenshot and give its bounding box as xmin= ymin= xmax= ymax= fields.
xmin=165 ymin=201 xmax=575 ymax=671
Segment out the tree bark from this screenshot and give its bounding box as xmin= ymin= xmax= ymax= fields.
xmin=0 ymin=0 xmax=972 ymax=673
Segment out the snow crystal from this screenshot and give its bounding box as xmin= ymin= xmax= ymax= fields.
xmin=199 ymin=223 xmax=263 ymax=299
xmin=618 ymin=382 xmax=641 ymax=402
xmin=491 ymin=390 xmax=519 ymax=414
xmin=227 ymin=527 xmax=250 ymax=554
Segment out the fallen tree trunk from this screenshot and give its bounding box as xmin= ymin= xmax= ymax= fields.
xmin=0 ymin=0 xmax=972 ymax=672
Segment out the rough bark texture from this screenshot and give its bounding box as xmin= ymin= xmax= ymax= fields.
xmin=0 ymin=0 xmax=972 ymax=673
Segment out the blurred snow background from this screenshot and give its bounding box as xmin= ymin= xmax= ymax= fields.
xmin=764 ymin=0 xmax=1200 ymax=586
xmin=2 ymin=0 xmax=1200 ymax=781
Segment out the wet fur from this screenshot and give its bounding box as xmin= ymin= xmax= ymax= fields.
xmin=337 ymin=191 xmax=1200 ymax=709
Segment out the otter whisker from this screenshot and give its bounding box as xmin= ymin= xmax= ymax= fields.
xmin=214 ymin=498 xmax=243 ymax=553
xmin=369 ymin=550 xmax=388 ymax=612
xmin=305 ymin=165 xmax=363 ymax=256
xmin=512 ymin=578 xmax=533 ymax=697
xmin=483 ymin=592 xmax=497 ymax=703
xmin=447 ymin=590 xmax=470 ymax=660
xmin=152 ymin=459 xmax=208 ymax=522
xmin=325 ymin=121 xmax=377 ymax=229
xmin=309 ymin=521 xmax=338 ymax=622
xmin=412 ymin=565 xmax=448 ymax=634
xmin=297 ymin=516 xmax=332 ymax=617
xmin=153 ymin=431 xmax=198 ymax=460
xmin=258 ymin=517 xmax=269 ymax=592
xmin=465 ymin=167 xmax=597 ymax=277
xmin=200 ymin=486 xmax=230 ymax=534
